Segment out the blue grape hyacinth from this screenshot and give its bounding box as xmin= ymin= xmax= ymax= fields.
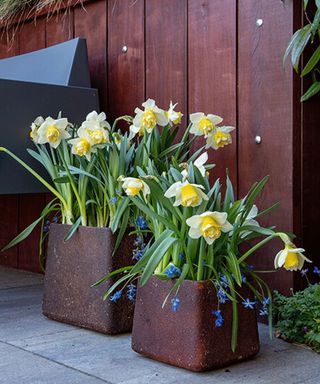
xmin=110 ymin=290 xmax=122 ymax=302
xmin=171 ymin=297 xmax=180 ymax=312
xmin=212 ymin=309 xmax=224 ymax=328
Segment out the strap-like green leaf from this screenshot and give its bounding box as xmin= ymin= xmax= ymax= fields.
xmin=301 ymin=81 xmax=320 ymax=102
xmin=140 ymin=236 xmax=178 ymax=286
xmin=301 ymin=45 xmax=320 ymax=77
xmin=64 ymin=217 xmax=82 ymax=242
xmin=291 ymin=25 xmax=312 ymax=72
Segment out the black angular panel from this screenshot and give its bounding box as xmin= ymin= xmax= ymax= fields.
xmin=0 ymin=38 xmax=99 ymax=194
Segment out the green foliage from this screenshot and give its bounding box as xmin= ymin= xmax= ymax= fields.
xmin=284 ymin=1 xmax=320 ymax=102
xmin=274 ymin=284 xmax=320 ymax=353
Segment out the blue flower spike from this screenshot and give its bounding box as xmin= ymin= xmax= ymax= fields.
xmin=136 ymin=216 xmax=148 ymax=230
xmin=111 ymin=196 xmax=118 ymax=205
xmin=212 ymin=309 xmax=224 ymax=328
xmin=127 ymin=284 xmax=137 ymax=301
xmin=164 ymin=265 xmax=181 ymax=279
xmin=300 ymin=268 xmax=309 ymax=277
xmin=242 ymin=298 xmax=256 ymax=309
xmin=313 ymin=266 xmax=320 ymax=275
xmin=110 ymin=290 xmax=122 ymax=302
xmin=259 ymin=307 xmax=268 ymax=316
xmin=171 ymin=297 xmax=180 ymax=313
xmin=217 ymin=287 xmax=228 ymax=304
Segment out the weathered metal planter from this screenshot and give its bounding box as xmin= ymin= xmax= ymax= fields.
xmin=43 ymin=223 xmax=135 ymax=334
xmin=132 ymin=276 xmax=260 ymax=371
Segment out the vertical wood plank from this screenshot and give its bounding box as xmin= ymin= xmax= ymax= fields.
xmin=46 ymin=9 xmax=74 ymax=46
xmin=107 ymin=0 xmax=145 ymax=121
xmin=0 ymin=31 xmax=19 ymax=268
xmin=188 ymin=0 xmax=237 ymax=187
xmin=238 ymin=1 xmax=298 ymax=294
xmin=145 ymin=0 xmax=187 ymax=138
xmin=74 ymin=0 xmax=107 ymax=111
xmin=18 ymin=19 xmax=47 ymax=272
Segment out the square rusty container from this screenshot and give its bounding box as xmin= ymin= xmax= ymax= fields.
xmin=132 ymin=276 xmax=260 ymax=371
xmin=43 ymin=223 xmax=135 ymax=334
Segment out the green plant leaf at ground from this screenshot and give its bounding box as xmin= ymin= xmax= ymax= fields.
xmin=274 ymin=284 xmax=320 ymax=353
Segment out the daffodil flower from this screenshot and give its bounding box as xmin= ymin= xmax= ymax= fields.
xmin=206 ymin=126 xmax=235 ymax=150
xmin=37 ymin=117 xmax=71 ymax=148
xmin=166 ymin=101 xmax=183 ymax=126
xmin=118 ymin=176 xmax=150 ymax=198
xmin=129 ymin=99 xmax=169 ymax=139
xmin=30 ymin=116 xmax=44 ymax=144
xmin=190 ymin=112 xmax=223 ymax=137
xmin=181 ymin=152 xmax=209 ymax=179
xmin=69 ymin=127 xmax=96 ymax=161
xmin=80 ymin=111 xmax=110 ymax=147
xmin=274 ymin=233 xmax=311 ymax=271
xmin=83 ymin=111 xmax=111 ymax=131
xmin=164 ymin=181 xmax=208 ymax=207
xmin=186 ymin=211 xmax=233 ymax=244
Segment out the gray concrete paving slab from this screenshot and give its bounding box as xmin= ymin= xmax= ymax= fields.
xmin=0 ymin=266 xmax=319 ymax=384
xmin=0 ymin=341 xmax=110 ymax=384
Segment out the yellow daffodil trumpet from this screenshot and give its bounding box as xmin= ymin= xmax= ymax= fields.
xmin=186 ymin=211 xmax=233 ymax=244
xmin=164 ymin=181 xmax=208 ymax=207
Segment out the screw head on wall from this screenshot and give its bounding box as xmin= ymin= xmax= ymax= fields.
xmin=255 ymin=135 xmax=262 ymax=144
xmin=256 ymin=19 xmax=263 ymax=27
xmin=122 ymin=45 xmax=128 ymax=53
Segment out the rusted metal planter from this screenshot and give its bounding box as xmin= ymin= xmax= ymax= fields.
xmin=132 ymin=276 xmax=260 ymax=371
xmin=43 ymin=223 xmax=135 ymax=334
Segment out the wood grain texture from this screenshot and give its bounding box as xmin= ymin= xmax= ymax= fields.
xmin=188 ymin=0 xmax=237 ymax=187
xmin=74 ymin=0 xmax=107 ymax=111
xmin=238 ymin=0 xmax=297 ymax=294
xmin=17 ymin=18 xmax=47 ymax=273
xmin=107 ymin=0 xmax=145 ymax=122
xmin=0 ymin=32 xmax=19 ymax=268
xmin=45 ymin=9 xmax=74 ymax=46
xmin=145 ymin=0 xmax=187 ymax=139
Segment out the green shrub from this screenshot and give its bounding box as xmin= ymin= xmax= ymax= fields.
xmin=274 ymin=282 xmax=320 ymax=353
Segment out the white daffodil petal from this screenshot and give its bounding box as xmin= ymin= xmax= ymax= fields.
xmin=164 ymin=182 xmax=182 ymax=198
xmin=221 ymin=221 xmax=233 ymax=233
xmin=142 ymin=98 xmax=155 ymax=109
xmin=208 ymin=114 xmax=223 ymax=125
xmin=277 ymin=249 xmax=288 ymax=267
xmin=197 ymin=189 xmax=209 ymax=201
xmin=194 ymin=152 xmax=208 ymax=167
xmin=274 ymin=250 xmax=284 ymax=268
xmin=186 ymin=216 xmax=203 ymax=228
xmin=188 ymin=227 xmax=202 ymax=239
xmin=190 ymin=112 xmax=204 ymax=123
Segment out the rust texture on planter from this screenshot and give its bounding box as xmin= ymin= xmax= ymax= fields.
xmin=132 ymin=276 xmax=260 ymax=371
xmin=43 ymin=223 xmax=135 ymax=334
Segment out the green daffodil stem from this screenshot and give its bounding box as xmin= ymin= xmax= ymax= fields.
xmin=197 ymin=238 xmax=206 ymax=281
xmin=174 ymin=122 xmax=192 ymax=160
xmin=0 ymin=147 xmax=70 ymax=218
xmin=238 ymin=234 xmax=278 ymax=264
xmin=60 ymin=154 xmax=87 ymax=226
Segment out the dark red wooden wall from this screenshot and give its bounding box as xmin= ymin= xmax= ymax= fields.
xmin=0 ymin=0 xmax=316 ymax=294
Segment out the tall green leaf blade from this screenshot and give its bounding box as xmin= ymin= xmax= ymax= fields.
xmin=112 ymin=208 xmax=130 ymax=255
xmin=301 ymin=81 xmax=320 ymax=102
xmin=129 ymin=196 xmax=177 ymax=232
xmin=131 ymin=229 xmax=174 ymax=274
xmin=291 ymin=25 xmax=312 ymax=72
xmin=64 ymin=217 xmax=82 ymax=242
xmin=140 ymin=236 xmax=178 ymax=286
